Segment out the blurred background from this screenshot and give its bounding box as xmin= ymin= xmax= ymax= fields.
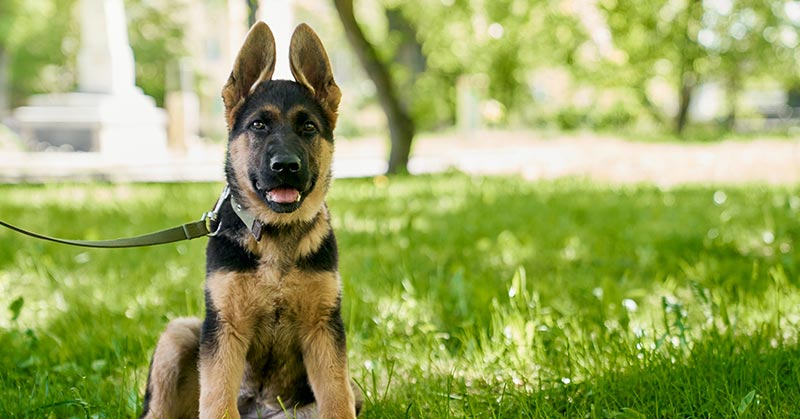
xmin=0 ymin=0 xmax=799 ymax=181
xmin=2 ymin=3 xmax=800 ymax=416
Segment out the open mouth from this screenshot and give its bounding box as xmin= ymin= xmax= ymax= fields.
xmin=253 ymin=178 xmax=305 ymax=213
xmin=266 ymin=187 xmax=301 ymax=204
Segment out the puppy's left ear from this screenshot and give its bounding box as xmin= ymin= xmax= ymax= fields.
xmin=289 ymin=24 xmax=341 ymax=120
xmin=222 ymin=21 xmax=276 ymax=128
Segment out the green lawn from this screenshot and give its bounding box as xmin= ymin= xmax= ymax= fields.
xmin=1 ymin=173 xmax=799 ymax=418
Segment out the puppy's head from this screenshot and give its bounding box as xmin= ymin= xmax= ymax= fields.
xmin=222 ymin=22 xmax=340 ymax=225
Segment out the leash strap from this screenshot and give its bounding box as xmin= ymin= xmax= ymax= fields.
xmin=0 ymin=186 xmax=231 ymax=249
xmin=0 ymin=219 xmax=211 ymax=248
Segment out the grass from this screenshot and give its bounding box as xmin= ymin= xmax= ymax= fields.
xmin=0 ymin=172 xmax=799 ymax=418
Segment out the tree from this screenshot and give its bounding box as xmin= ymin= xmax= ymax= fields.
xmin=708 ymin=0 xmax=800 ymax=128
xmin=2 ymin=0 xmax=78 ymax=107
xmin=597 ymin=0 xmax=702 ymax=135
xmin=331 ymin=0 xmax=587 ymax=172
xmin=599 ymin=0 xmax=800 ymax=135
xmin=391 ymin=0 xmax=585 ymax=125
xmin=0 ymin=0 xmax=18 ymax=118
xmin=125 ymin=0 xmax=187 ymax=106
xmin=332 ymin=0 xmax=415 ymax=175
xmin=0 ymin=0 xmax=185 ymax=109
xmin=246 ymin=0 xmax=258 ymax=27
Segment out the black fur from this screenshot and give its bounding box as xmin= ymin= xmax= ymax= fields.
xmin=297 ymin=229 xmax=338 ymax=272
xmin=260 ymin=209 xmax=319 ymax=239
xmin=139 ymin=358 xmax=154 ymax=418
xmin=328 ymin=295 xmax=347 ymax=353
xmin=206 ymin=238 xmax=258 ymax=275
xmin=231 ymin=81 xmax=334 ymax=139
xmin=199 ymin=289 xmax=220 ymax=356
xmin=205 ymin=197 xmax=263 ymax=275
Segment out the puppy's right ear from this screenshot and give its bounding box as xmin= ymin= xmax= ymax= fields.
xmin=222 ymin=21 xmax=276 ymax=128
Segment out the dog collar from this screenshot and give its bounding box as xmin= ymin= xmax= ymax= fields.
xmin=229 ymin=192 xmax=264 ymax=241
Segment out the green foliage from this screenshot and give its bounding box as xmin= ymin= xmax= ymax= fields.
xmin=0 ymin=0 xmax=186 ymax=107
xmin=361 ymin=0 xmax=800 ymax=133
xmin=597 ymin=0 xmax=800 ymax=131
xmin=1 ymin=0 xmax=79 ymax=103
xmin=555 ymin=106 xmax=586 ymax=130
xmin=125 ymin=0 xmax=187 ymax=107
xmin=365 ymin=0 xmax=586 ymax=129
xmin=1 ymin=174 xmax=799 ymax=417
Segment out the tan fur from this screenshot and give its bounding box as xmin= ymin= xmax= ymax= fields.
xmin=294 ymin=207 xmax=331 ymax=260
xmin=199 ymin=271 xmax=260 ymax=419
xmin=142 ymin=318 xmax=202 ymax=419
xmin=238 ymin=206 xmax=331 ymax=267
xmin=222 ymin=22 xmax=276 ymax=129
xmin=296 ymin=273 xmax=355 ymax=418
xmin=200 ymin=266 xmax=354 ymax=419
xmin=290 ymin=24 xmax=342 ymax=130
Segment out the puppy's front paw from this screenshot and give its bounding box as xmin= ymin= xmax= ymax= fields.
xmin=200 ymin=404 xmax=240 ymax=419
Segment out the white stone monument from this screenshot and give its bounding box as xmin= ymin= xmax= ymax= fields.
xmin=257 ymin=0 xmax=295 ymax=80
xmin=13 ymin=0 xmax=167 ymax=156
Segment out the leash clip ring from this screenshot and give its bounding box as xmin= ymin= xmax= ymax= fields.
xmin=204 ymin=185 xmax=231 ymax=237
xmin=204 ymin=212 xmax=223 ymax=237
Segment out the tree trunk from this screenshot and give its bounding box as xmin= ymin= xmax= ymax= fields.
xmin=246 ymin=0 xmax=258 ymax=26
xmin=386 ymin=7 xmax=426 ymax=95
xmin=725 ymin=67 xmax=739 ymax=132
xmin=332 ymin=0 xmax=415 ymax=174
xmin=0 ymin=46 xmax=7 ymax=120
xmin=638 ymin=87 xmax=666 ymax=126
xmin=673 ymin=0 xmax=704 ymax=136
xmin=675 ymin=72 xmax=694 ymax=136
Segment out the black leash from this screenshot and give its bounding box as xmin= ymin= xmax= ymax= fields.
xmin=0 ymin=186 xmax=231 ymax=249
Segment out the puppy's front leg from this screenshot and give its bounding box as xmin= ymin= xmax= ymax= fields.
xmin=199 ymin=274 xmax=256 ymax=419
xmin=301 ymin=304 xmax=356 ymax=419
xmin=199 ymin=322 xmax=250 ymax=419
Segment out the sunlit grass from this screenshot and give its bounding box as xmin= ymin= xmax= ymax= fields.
xmin=1 ymin=173 xmax=799 ymax=417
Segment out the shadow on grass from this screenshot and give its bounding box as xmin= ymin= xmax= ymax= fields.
xmin=335 ymin=173 xmax=799 ymax=334
xmin=356 ymin=332 xmax=800 ymax=418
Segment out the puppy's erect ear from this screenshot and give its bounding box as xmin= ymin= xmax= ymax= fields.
xmin=289 ymin=24 xmax=341 ymax=121
xmin=222 ymin=21 xmax=276 ymax=127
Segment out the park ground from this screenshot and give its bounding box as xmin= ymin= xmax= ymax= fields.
xmin=1 ymin=129 xmax=799 ymax=184
xmin=0 ymin=131 xmax=799 ymax=417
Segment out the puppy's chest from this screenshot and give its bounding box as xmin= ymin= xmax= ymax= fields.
xmin=247 ymin=264 xmax=306 ymax=318
xmin=241 ymin=265 xmax=317 ymax=361
xmin=207 ymin=244 xmax=340 ymax=339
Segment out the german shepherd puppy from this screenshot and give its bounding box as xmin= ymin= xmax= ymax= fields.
xmin=141 ymin=22 xmax=362 ymax=419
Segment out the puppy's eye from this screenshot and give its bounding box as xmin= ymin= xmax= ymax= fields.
xmin=250 ymin=120 xmax=266 ymax=131
xmin=302 ymin=122 xmax=317 ymax=135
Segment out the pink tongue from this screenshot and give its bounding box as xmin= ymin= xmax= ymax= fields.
xmin=268 ymin=188 xmax=300 ymax=204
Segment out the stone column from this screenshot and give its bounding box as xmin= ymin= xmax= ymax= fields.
xmin=257 ymin=0 xmax=295 ymax=80
xmin=228 ymin=0 xmax=249 ymax=66
xmin=77 ymin=0 xmax=136 ymax=94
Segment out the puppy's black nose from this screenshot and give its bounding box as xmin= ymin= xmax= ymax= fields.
xmin=270 ymin=154 xmax=301 ymax=173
